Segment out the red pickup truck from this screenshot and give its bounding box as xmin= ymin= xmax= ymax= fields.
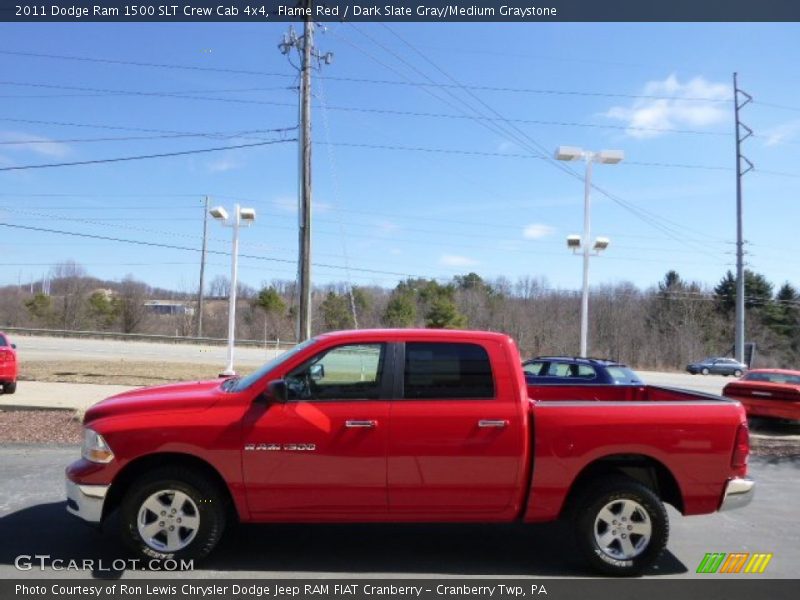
xmin=66 ymin=329 xmax=754 ymax=576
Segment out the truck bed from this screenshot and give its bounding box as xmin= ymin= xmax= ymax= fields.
xmin=523 ymin=384 xmax=746 ymax=522
xmin=528 ymin=383 xmax=726 ymax=403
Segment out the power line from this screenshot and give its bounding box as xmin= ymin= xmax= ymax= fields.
xmin=0 ymin=222 xmax=425 ymax=279
xmin=0 ymin=48 xmax=736 ymax=103
xmin=0 ymin=49 xmax=292 ymax=78
xmin=0 ymin=127 xmax=295 ymax=146
xmin=0 ymin=80 xmax=297 ymax=108
xmin=0 ymin=85 xmax=296 ymax=99
xmin=0 ymin=79 xmax=732 ymax=138
xmin=0 ymin=138 xmax=294 ymax=172
xmin=754 ymin=100 xmax=800 ymax=113
xmin=366 ymin=24 xmax=731 ymax=256
xmin=0 ymin=116 xmax=296 ymax=139
xmin=0 ymin=204 xmax=732 ymax=269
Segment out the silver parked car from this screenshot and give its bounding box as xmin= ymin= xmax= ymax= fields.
xmin=686 ymin=357 xmax=747 ymax=377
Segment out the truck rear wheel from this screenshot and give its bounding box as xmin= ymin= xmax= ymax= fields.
xmin=3 ymin=381 xmax=16 ymax=394
xmin=572 ymin=476 xmax=668 ymax=576
xmin=120 ymin=467 xmax=226 ymax=563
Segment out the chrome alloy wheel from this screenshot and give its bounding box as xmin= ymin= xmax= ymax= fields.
xmin=593 ymin=499 xmax=652 ymax=560
xmin=137 ymin=490 xmax=200 ymax=553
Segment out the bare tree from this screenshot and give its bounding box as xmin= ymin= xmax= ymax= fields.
xmin=115 ymin=275 xmax=150 ymax=334
xmin=209 ymin=275 xmax=230 ymax=299
xmin=50 ymin=260 xmax=91 ymax=330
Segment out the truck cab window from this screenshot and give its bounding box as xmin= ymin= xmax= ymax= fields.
xmin=404 ymin=342 xmax=494 ymax=399
xmin=285 ymin=343 xmax=385 ymax=401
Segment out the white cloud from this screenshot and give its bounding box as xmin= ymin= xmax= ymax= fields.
xmin=497 ymin=140 xmax=518 ymax=153
xmin=762 ymin=119 xmax=800 ymax=147
xmin=523 ymin=223 xmax=555 ymax=239
xmin=604 ymin=75 xmax=730 ymax=138
xmin=439 ymin=254 xmax=479 ymax=267
xmin=375 ymin=220 xmax=399 ymax=234
xmin=0 ymin=130 xmax=70 ymax=158
xmin=206 ymin=155 xmax=243 ymax=173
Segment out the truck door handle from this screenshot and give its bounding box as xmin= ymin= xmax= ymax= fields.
xmin=345 ymin=420 xmax=377 ymax=428
xmin=478 ymin=419 xmax=508 ymax=428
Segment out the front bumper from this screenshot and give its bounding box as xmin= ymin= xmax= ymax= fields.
xmin=65 ymin=478 xmax=109 ymax=523
xmin=719 ymin=477 xmax=755 ymax=511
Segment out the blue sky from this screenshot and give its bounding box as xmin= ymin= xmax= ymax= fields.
xmin=1 ymin=22 xmax=799 ymax=295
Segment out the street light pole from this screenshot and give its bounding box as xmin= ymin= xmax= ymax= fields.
xmin=556 ymin=146 xmax=623 ymax=357
xmin=209 ymin=204 xmax=256 ymax=377
xmin=224 ymin=203 xmax=242 ymax=376
xmin=580 ymin=156 xmax=594 ymax=358
xmin=196 ymin=195 xmax=209 ymax=338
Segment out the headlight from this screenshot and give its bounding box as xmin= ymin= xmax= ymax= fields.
xmin=81 ymin=429 xmax=114 ymax=464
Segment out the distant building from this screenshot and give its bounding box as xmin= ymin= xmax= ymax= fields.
xmin=91 ymin=288 xmax=115 ymax=300
xmin=144 ymin=300 xmax=195 ymax=316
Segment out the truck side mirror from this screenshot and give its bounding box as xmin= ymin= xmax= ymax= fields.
xmin=265 ymin=379 xmax=288 ymax=404
xmin=309 ymin=363 xmax=325 ymax=381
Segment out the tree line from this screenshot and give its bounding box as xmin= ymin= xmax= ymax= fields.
xmin=1 ymin=261 xmax=798 ymax=370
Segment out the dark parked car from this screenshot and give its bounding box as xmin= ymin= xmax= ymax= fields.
xmin=686 ymin=357 xmax=747 ymax=377
xmin=523 ymin=356 xmax=643 ymax=385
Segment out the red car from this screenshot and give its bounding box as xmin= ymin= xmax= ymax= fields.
xmin=66 ymin=329 xmax=752 ymax=576
xmin=723 ymin=368 xmax=800 ymax=421
xmin=0 ymin=332 xmax=18 ymax=395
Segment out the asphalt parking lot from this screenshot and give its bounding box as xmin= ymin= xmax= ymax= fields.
xmin=0 ymin=445 xmax=796 ymax=580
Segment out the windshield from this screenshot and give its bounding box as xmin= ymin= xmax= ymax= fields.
xmin=605 ymin=366 xmax=643 ymax=384
xmin=224 ymin=338 xmax=318 ymax=392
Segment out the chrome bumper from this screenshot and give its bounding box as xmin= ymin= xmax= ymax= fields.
xmin=65 ymin=479 xmax=109 ymax=523
xmin=719 ymin=477 xmax=755 ymax=511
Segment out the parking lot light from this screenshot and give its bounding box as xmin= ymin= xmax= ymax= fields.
xmin=210 ymin=204 xmax=256 ymax=376
xmin=555 ymin=146 xmax=623 ymax=357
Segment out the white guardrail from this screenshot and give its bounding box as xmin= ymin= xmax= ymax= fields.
xmin=2 ymin=326 xmax=297 ymax=350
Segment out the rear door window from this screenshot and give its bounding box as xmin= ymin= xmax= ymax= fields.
xmin=404 ymin=342 xmax=494 ymax=399
xmin=546 ymin=362 xmax=573 ymax=377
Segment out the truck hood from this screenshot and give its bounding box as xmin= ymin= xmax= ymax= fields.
xmin=83 ymin=380 xmax=225 ymax=423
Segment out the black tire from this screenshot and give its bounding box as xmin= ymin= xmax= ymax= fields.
xmin=734 ymin=369 xmax=743 ymax=378
xmin=3 ymin=381 xmax=16 ymax=394
xmin=701 ymin=368 xmax=709 ymax=376
xmin=119 ymin=466 xmax=226 ymax=562
xmin=571 ymin=476 xmax=668 ymax=576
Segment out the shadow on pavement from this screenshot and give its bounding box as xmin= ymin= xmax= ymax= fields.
xmin=748 ymin=417 xmax=800 ymax=437
xmin=0 ymin=502 xmax=688 ymax=578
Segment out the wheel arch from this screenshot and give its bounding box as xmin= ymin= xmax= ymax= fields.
xmin=561 ymin=453 xmax=684 ymax=517
xmin=103 ymin=452 xmax=240 ymax=523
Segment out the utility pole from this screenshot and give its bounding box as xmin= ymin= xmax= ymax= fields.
xmin=279 ymin=1 xmax=333 ymax=341
xmin=733 ymin=73 xmax=753 ymax=364
xmin=298 ymin=7 xmax=314 ymax=342
xmin=197 ymin=195 xmax=209 ymax=337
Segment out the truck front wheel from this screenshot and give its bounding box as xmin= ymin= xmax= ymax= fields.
xmin=572 ymin=476 xmax=668 ymax=576
xmin=120 ymin=467 xmax=226 ymax=563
